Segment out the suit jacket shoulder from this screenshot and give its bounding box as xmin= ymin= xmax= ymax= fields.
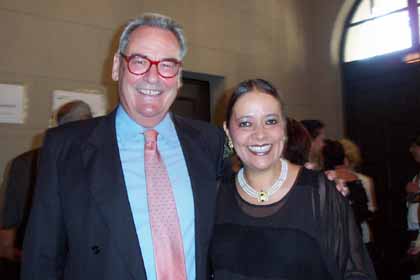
xmin=172 ymin=114 xmax=226 ymax=178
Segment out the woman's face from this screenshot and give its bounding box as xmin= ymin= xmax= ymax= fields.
xmin=225 ymin=90 xmax=286 ymax=172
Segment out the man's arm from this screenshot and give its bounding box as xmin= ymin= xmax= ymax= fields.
xmin=324 ymin=170 xmax=350 ymax=197
xmin=319 ymin=174 xmax=376 ymax=279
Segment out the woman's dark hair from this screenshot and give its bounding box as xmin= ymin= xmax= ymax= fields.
xmin=225 ymin=79 xmax=285 ymax=128
xmin=284 ymin=118 xmax=311 ymax=165
xmin=322 ymin=139 xmax=345 ymax=170
xmin=300 ymin=119 xmax=325 ymax=139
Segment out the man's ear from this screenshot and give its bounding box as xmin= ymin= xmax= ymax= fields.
xmin=177 ymin=70 xmax=183 ymax=89
xmin=112 ymin=53 xmax=121 ymax=81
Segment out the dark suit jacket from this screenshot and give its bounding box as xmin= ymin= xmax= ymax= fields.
xmin=21 ymin=110 xmax=225 ymax=280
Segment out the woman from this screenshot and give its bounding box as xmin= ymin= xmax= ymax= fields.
xmin=339 ymin=138 xmax=377 ymax=246
xmin=211 ymin=79 xmax=375 ymax=279
xmin=322 ymin=139 xmax=370 ymax=231
xmin=284 ymin=117 xmax=312 ymax=166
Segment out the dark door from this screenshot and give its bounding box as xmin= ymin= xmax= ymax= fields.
xmin=172 ymin=78 xmax=210 ymax=122
xmin=342 ymin=53 xmax=420 ymax=279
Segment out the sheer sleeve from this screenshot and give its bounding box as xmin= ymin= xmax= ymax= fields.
xmin=316 ymin=173 xmax=376 ymax=280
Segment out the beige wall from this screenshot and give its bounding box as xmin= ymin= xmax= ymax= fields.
xmin=0 ymin=0 xmax=348 ymax=181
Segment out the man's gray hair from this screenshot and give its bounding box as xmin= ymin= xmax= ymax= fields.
xmin=118 ymin=13 xmax=187 ymax=59
xmin=56 ymin=100 xmax=93 ymax=126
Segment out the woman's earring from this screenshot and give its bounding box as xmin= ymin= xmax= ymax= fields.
xmin=224 ymin=137 xmax=235 ymax=159
xmin=228 ymin=138 xmax=234 ymax=150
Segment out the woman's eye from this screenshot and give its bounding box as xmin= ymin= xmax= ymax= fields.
xmin=266 ymin=119 xmax=278 ymax=125
xmin=239 ymin=121 xmax=251 ymax=128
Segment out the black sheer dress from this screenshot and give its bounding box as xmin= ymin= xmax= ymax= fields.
xmin=210 ymin=168 xmax=376 ymax=280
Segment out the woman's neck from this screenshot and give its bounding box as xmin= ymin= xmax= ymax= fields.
xmin=243 ymin=162 xmax=282 ymax=191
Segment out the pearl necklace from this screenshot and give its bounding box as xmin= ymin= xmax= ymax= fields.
xmin=237 ymin=158 xmax=288 ymax=203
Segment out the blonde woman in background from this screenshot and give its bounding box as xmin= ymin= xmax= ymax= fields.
xmin=339 ymin=139 xmax=378 ymax=248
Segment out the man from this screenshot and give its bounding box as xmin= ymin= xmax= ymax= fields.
xmin=21 ymin=13 xmax=225 ymax=280
xmin=0 ymin=100 xmax=93 ymax=279
xmin=55 ymin=100 xmax=93 ymax=126
xmin=0 ymin=149 xmax=39 ymax=280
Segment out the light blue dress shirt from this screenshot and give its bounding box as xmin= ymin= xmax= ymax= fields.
xmin=116 ymin=106 xmax=196 ymax=280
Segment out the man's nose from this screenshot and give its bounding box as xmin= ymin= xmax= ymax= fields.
xmin=144 ymin=64 xmax=160 ymax=83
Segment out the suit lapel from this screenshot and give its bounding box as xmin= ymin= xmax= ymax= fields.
xmin=81 ymin=111 xmax=146 ymax=280
xmin=172 ymin=115 xmax=216 ymax=278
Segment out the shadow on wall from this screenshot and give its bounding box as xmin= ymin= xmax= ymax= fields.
xmin=100 ymin=24 xmax=123 ymax=111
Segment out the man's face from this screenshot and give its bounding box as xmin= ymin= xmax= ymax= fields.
xmin=112 ymin=26 xmax=182 ymax=127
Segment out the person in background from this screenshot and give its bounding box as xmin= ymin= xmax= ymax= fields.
xmin=322 ymin=139 xmax=370 ymax=231
xmin=0 ymin=100 xmax=92 ymax=280
xmin=401 ymin=134 xmax=420 ymax=280
xmin=285 ymin=118 xmax=349 ymax=196
xmin=0 ymin=149 xmax=40 ymax=280
xmin=55 ymin=100 xmax=94 ymax=126
xmin=339 ymin=138 xmax=377 ymax=247
xmin=211 ymin=79 xmax=376 ymax=279
xmin=284 ymin=117 xmax=311 ymax=166
xmin=405 ymin=135 xmax=420 ymax=252
xmin=406 ymin=135 xmax=420 ymax=239
xmin=300 ymin=119 xmax=326 ymax=170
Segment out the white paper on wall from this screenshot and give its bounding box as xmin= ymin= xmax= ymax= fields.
xmin=0 ymin=84 xmax=27 ymax=124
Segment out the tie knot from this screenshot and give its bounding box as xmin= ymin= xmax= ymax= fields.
xmin=144 ymin=129 xmax=158 ymax=150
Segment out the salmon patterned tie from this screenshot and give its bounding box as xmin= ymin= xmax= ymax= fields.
xmin=144 ymin=129 xmax=187 ymax=280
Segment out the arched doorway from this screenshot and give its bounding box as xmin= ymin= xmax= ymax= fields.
xmin=341 ymin=1 xmax=420 ymax=279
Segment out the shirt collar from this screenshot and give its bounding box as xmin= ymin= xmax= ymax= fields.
xmin=116 ymin=105 xmax=178 ymax=145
